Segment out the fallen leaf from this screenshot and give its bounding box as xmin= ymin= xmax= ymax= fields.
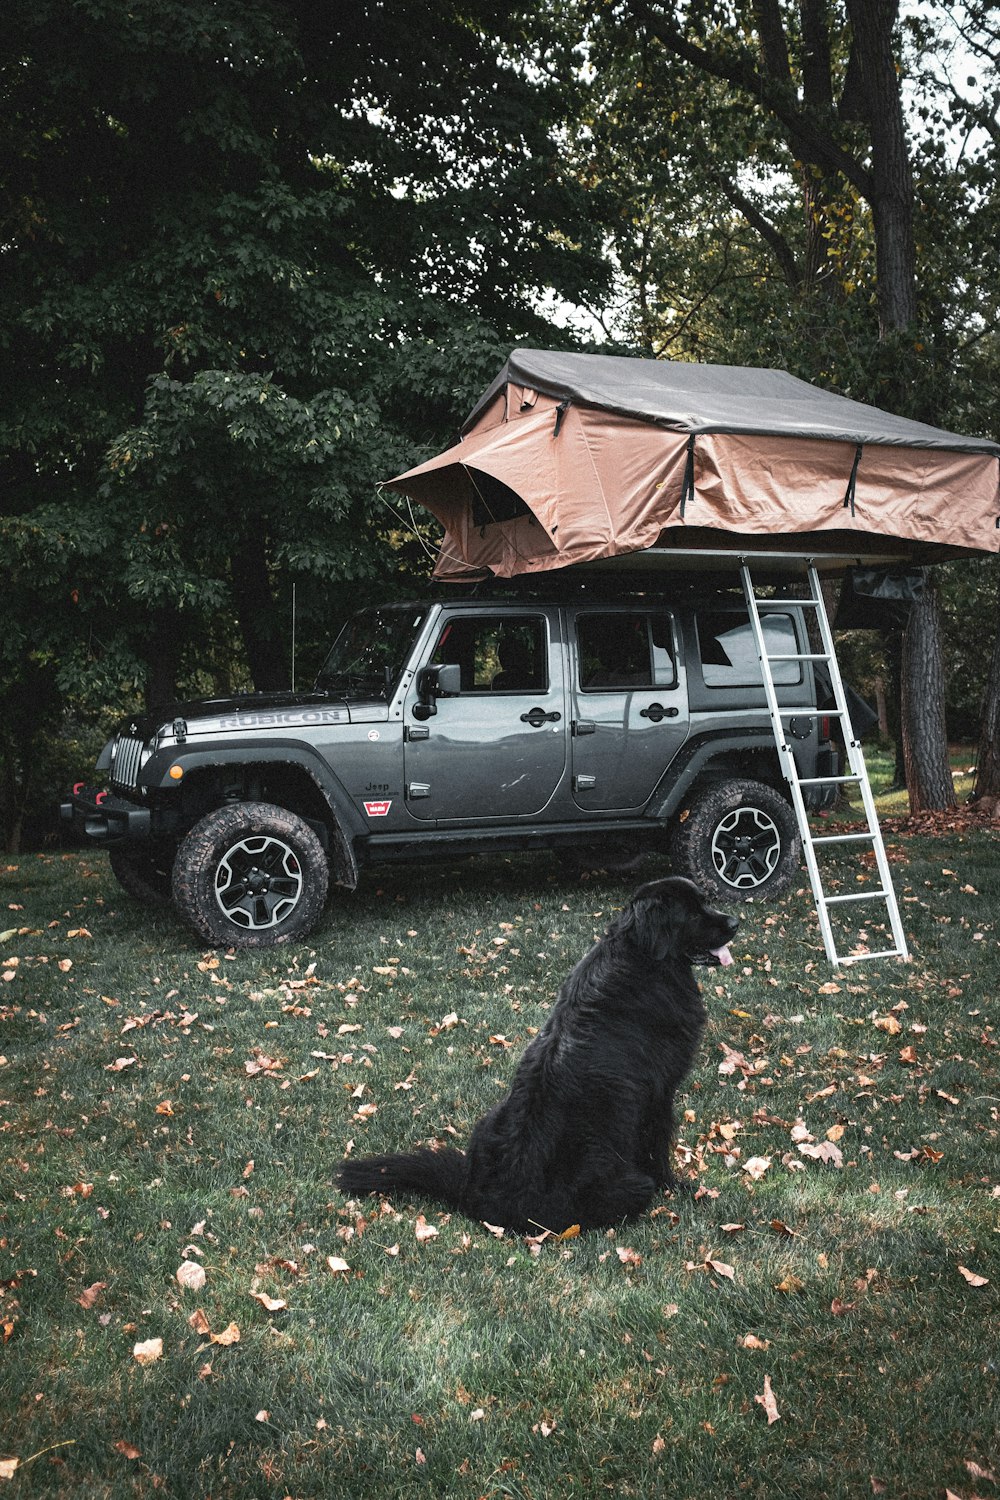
xmin=556 ymin=1224 xmax=581 ymax=1241
xmin=113 ymin=1441 xmax=141 ymax=1460
xmin=209 ymin=1321 xmax=240 ymax=1346
xmin=616 ymin=1246 xmax=643 ymax=1267
xmin=798 ymin=1140 xmax=844 ymax=1167
xmin=775 ymin=1274 xmax=805 ymax=1294
xmin=326 ymin=1256 xmax=351 ymax=1275
xmin=0 ymin=1459 xmax=20 ymax=1479
xmin=898 ymin=1045 xmax=919 ymax=1065
xmin=133 ymin=1336 xmax=163 ymax=1365
xmin=188 ymin=1309 xmax=211 ymax=1334
xmin=754 ymin=1374 xmax=780 ymax=1424
xmin=104 ymin=1056 xmax=138 ymax=1072
xmin=874 ymin=1014 xmax=901 ymax=1035
xmin=826 ymin=1123 xmax=845 ymax=1142
xmin=414 ymin=1216 xmax=439 ymax=1243
xmin=255 ymin=1410 xmax=270 ymax=1423
xmin=415 ymin=1448 xmax=427 ymax=1464
xmin=154 ymin=1100 xmax=174 ymax=1116
xmin=830 ymin=1298 xmax=856 ymax=1316
xmin=706 ymin=1258 xmax=734 ymax=1280
xmin=742 ymin=1156 xmax=772 ymax=1181
xmin=721 ymin=1223 xmax=746 ymax=1234
xmin=770 ymin=1220 xmax=798 ymax=1238
xmin=958 ymin=1265 xmax=989 ymax=1287
xmin=250 ymin=1293 xmax=287 ymax=1313
xmin=176 ymin=1260 xmax=206 ymax=1292
xmin=966 ymin=1459 xmax=997 ymax=1481
xmin=76 ymin=1281 xmax=107 ymax=1309
xmin=741 ymin=1334 xmax=771 ymax=1350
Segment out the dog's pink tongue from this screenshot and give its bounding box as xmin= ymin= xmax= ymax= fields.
xmin=713 ymin=945 xmax=734 ymax=967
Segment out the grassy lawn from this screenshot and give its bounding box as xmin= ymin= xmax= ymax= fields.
xmin=1 ymin=812 xmax=998 ymax=1496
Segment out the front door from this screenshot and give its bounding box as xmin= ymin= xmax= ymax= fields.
xmin=569 ymin=607 xmax=689 ymax=811
xmin=402 ymin=610 xmax=566 ymax=821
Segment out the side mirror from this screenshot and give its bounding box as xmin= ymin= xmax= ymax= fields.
xmin=413 ymin=662 xmax=461 ymax=720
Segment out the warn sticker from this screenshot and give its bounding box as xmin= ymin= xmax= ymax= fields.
xmin=363 ymin=800 xmax=392 ymax=817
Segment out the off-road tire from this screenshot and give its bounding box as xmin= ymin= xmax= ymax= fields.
xmin=670 ymin=778 xmax=800 ymax=901
xmin=109 ymin=844 xmax=176 ymax=906
xmin=172 ymin=802 xmax=328 ymax=949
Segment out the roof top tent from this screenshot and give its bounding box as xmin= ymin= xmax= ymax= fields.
xmin=386 ymin=351 xmax=1000 ymax=966
xmin=385 ymin=348 xmax=999 ymax=583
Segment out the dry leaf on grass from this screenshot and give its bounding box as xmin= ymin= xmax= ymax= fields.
xmin=250 ymin=1292 xmax=287 ymax=1313
xmin=209 ymin=1321 xmax=240 ymax=1346
xmin=176 ymin=1260 xmax=206 ymax=1292
xmin=133 ymin=1337 xmax=163 ymax=1365
xmin=414 ymin=1216 xmax=439 ymax=1243
xmin=754 ymin=1374 xmax=780 ymax=1424
xmin=326 ymin=1256 xmax=351 ymax=1275
xmin=958 ymin=1265 xmax=989 ymax=1287
xmin=76 ymin=1281 xmax=107 ymax=1309
xmin=188 ymin=1309 xmax=211 ymax=1334
xmin=113 ymin=1441 xmax=141 ymax=1460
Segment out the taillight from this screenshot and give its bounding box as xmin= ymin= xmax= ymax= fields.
xmin=821 ymin=715 xmax=831 ymax=739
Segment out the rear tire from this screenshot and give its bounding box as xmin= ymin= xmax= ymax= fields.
xmin=670 ymin=779 xmax=800 ymax=901
xmin=172 ymin=802 xmax=328 ymax=948
xmin=109 ymin=844 xmax=176 ymax=906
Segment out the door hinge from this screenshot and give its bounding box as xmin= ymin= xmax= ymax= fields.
xmin=404 ymin=724 xmax=430 ymax=741
xmin=573 ymin=774 xmax=597 ymax=791
xmin=406 ymin=783 xmax=431 ymax=800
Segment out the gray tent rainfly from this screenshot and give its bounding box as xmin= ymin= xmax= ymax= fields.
xmin=385 ymin=350 xmax=1000 ymax=580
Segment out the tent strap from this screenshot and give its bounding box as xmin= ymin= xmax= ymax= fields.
xmin=843 ymin=444 xmax=864 ymax=517
xmin=680 ymin=435 xmax=696 ymax=518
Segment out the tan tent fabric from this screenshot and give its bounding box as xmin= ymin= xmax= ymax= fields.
xmin=385 ymin=353 xmax=1000 ymax=580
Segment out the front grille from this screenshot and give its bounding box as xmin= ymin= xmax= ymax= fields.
xmin=111 ymin=734 xmax=144 ymax=791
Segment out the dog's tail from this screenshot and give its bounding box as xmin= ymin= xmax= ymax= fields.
xmin=337 ymin=1148 xmax=467 ymax=1210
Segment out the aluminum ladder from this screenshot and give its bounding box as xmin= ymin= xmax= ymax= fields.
xmin=740 ymin=560 xmax=909 ymax=967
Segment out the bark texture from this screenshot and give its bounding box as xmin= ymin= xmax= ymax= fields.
xmin=900 ymin=576 xmax=956 ymax=813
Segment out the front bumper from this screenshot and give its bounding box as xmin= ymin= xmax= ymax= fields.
xmin=60 ymin=786 xmax=152 ymax=844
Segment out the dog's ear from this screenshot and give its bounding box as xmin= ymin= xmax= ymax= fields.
xmin=617 ymin=892 xmax=678 ymax=961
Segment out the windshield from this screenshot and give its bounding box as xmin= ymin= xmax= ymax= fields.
xmin=314 ymin=607 xmax=427 ymax=698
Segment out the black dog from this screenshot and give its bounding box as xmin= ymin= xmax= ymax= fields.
xmin=337 ymin=877 xmax=739 ymax=1233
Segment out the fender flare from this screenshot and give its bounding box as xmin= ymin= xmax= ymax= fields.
xmin=139 ymin=740 xmax=362 ymax=889
xmin=647 ymin=729 xmax=792 ymax=822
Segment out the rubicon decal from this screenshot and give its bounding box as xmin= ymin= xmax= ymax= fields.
xmin=363 ymin=800 xmax=392 ymax=817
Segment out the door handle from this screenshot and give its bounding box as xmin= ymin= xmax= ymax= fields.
xmin=640 ymin=702 xmax=679 ymax=722
xmin=520 ymin=707 xmax=562 ymax=727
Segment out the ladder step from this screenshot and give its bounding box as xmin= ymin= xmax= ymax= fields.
xmin=753 ymin=597 xmax=820 ymax=608
xmin=777 ymin=708 xmax=845 ymax=718
xmin=823 ymin=889 xmax=889 ymax=905
xmin=810 ymin=831 xmax=876 ymax=845
xmin=797 ymin=774 xmax=861 ymax=785
xmin=838 ymin=949 xmax=907 ymax=964
xmin=766 ymin=653 xmax=833 ymax=662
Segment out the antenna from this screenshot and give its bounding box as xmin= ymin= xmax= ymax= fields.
xmin=291 ymin=582 xmax=297 ymax=693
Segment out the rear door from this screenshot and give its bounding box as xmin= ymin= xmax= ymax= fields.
xmin=568 ymin=606 xmax=689 ymax=811
xmin=401 ymin=609 xmax=566 ymax=821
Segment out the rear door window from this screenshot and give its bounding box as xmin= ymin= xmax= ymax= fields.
xmin=577 ymin=611 xmax=676 ymax=691
xmin=696 ymin=611 xmax=801 ymax=686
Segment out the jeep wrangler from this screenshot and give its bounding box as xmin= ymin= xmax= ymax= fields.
xmin=61 ymin=587 xmax=839 ymax=947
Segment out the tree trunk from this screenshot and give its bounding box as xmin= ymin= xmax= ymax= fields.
xmin=899 ymin=574 xmax=956 ymax=812
xmin=842 ymin=0 xmax=918 ymax=336
xmin=230 ymin=531 xmax=289 ymax=693
xmin=973 ymin=565 xmax=1000 ymax=801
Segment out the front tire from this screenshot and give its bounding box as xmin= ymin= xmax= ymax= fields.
xmin=670 ymin=779 xmax=800 ymax=901
xmin=172 ymin=802 xmax=329 ymax=948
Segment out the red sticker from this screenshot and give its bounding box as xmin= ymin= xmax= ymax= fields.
xmin=363 ymin=800 xmax=392 ymax=817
